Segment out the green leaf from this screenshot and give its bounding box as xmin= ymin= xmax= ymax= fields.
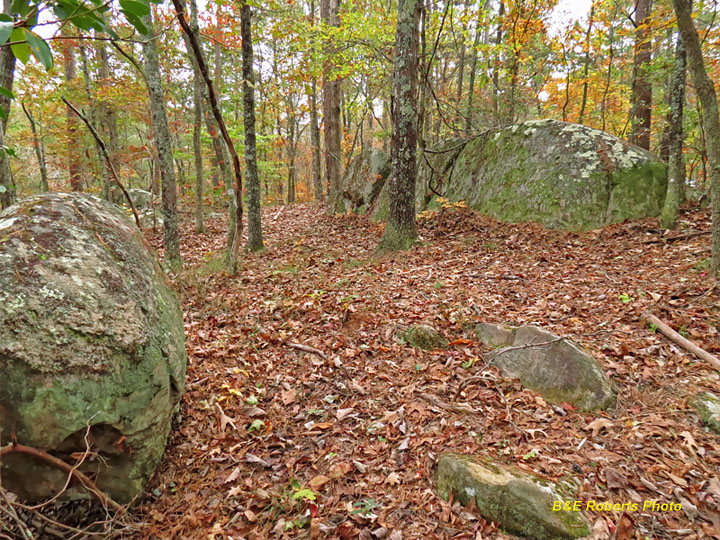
xmin=120 ymin=0 xmax=150 ymax=17
xmin=0 ymin=86 xmax=14 ymax=100
xmin=24 ymin=29 xmax=52 ymax=70
xmin=123 ymin=11 xmax=149 ymax=35
xmin=0 ymin=107 xmax=6 ymax=121
xmin=0 ymin=21 xmax=13 ymax=46
xmin=11 ymin=0 xmax=31 ymax=17
xmin=10 ymin=28 xmax=30 ymax=64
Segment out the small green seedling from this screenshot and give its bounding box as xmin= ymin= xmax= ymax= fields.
xmin=352 ymin=499 xmax=381 ymax=516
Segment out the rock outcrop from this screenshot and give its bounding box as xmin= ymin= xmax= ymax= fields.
xmin=436 ymin=453 xmax=590 ymax=540
xmin=400 ymin=324 xmax=449 ymax=350
xmin=371 ymin=120 xmax=667 ymax=230
xmin=0 ymin=193 xmax=186 ymax=503
xmin=334 ymin=148 xmax=390 ymax=214
xmin=476 ymin=323 xmax=615 ymax=411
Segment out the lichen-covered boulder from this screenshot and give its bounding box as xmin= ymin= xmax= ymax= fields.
xmin=436 ymin=453 xmax=590 ymax=540
xmin=335 ymin=148 xmax=390 ymax=214
xmin=0 ymin=193 xmax=186 ymax=503
xmin=400 ymin=324 xmax=448 ymax=350
xmin=689 ymin=392 xmax=720 ymax=433
xmin=128 ymin=188 xmax=153 ymax=209
xmin=477 ymin=323 xmax=615 ymax=411
xmin=374 ymin=120 xmax=667 ymax=230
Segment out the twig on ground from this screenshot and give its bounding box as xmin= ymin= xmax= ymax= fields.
xmin=0 ymin=488 xmax=34 ymax=540
xmin=643 ymin=230 xmax=710 ymax=244
xmin=283 ymin=342 xmax=328 ymax=360
xmin=641 ymin=311 xmax=720 ymax=370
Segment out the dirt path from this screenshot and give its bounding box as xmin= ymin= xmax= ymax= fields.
xmin=140 ymin=204 xmax=719 ymax=539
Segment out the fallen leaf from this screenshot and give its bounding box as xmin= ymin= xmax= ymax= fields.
xmin=585 ymin=417 xmax=613 ymax=437
xmin=309 ymin=475 xmax=330 ymax=489
xmin=385 ymin=472 xmax=401 ymax=485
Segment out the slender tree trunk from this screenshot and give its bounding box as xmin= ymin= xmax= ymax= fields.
xmin=322 ymin=0 xmax=342 ymax=210
xmin=142 ymin=9 xmax=182 ymax=269
xmin=600 ymin=18 xmax=616 ymax=132
xmin=660 ymin=33 xmax=686 ymax=230
xmin=465 ymin=0 xmax=485 ymax=132
xmin=95 ymin=37 xmax=121 ymax=202
xmin=0 ymin=0 xmax=15 ymax=208
xmin=492 ymin=0 xmax=504 ymax=126
xmin=455 ymin=0 xmax=467 ymax=106
xmin=379 ymin=0 xmax=421 ymax=251
xmin=180 ymin=0 xmax=205 ymax=233
xmin=79 ymin=45 xmax=108 ymax=196
xmin=578 ymin=1 xmax=595 ymax=125
xmin=22 ymin=103 xmax=48 ymax=192
xmin=63 ymin=33 xmax=84 ymax=191
xmin=630 ymin=0 xmax=652 ymax=149
xmin=672 ymin=0 xmax=720 ymax=275
xmin=309 ymin=0 xmax=323 ymax=200
xmin=242 ymin=0 xmax=263 ymax=251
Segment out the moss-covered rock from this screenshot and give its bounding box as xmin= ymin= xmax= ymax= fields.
xmin=0 ymin=193 xmax=186 ymax=503
xmin=334 ymin=148 xmax=390 ymax=214
xmin=400 ymin=324 xmax=448 ymax=350
xmin=436 ymin=453 xmax=590 ymax=540
xmin=372 ymin=120 xmax=666 ymax=230
xmin=477 ymin=323 xmax=615 ymax=411
xmin=689 ymin=392 xmax=720 ymax=433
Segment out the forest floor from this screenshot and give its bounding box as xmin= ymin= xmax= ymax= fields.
xmin=138 ymin=203 xmax=719 ymax=540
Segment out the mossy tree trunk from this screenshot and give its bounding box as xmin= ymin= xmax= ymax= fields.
xmin=379 ymin=0 xmax=421 ymax=252
xmin=142 ymin=8 xmax=182 ymax=270
xmin=659 ymin=34 xmax=686 ymax=230
xmin=673 ymin=0 xmax=720 ymax=276
xmin=242 ymin=0 xmax=264 ymax=252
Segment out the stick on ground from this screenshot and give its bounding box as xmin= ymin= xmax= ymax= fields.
xmin=642 ymin=311 xmax=720 ymax=370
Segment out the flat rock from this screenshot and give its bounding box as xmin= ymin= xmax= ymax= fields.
xmin=0 ymin=193 xmax=186 ymax=503
xmin=476 ymin=323 xmax=615 ymax=411
xmin=689 ymin=392 xmax=720 ymax=433
xmin=436 ymin=453 xmax=590 ymax=540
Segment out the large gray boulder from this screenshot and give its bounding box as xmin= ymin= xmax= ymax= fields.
xmin=373 ymin=120 xmax=667 ymax=230
xmin=436 ymin=453 xmax=590 ymax=540
xmin=0 ymin=193 xmax=186 ymax=503
xmin=689 ymin=392 xmax=720 ymax=433
xmin=476 ymin=323 xmax=615 ymax=411
xmin=334 ymin=148 xmax=390 ymax=214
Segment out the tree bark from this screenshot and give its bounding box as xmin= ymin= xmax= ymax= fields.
xmin=577 ymin=1 xmax=595 ymax=125
xmin=309 ymin=0 xmax=323 ymax=200
xmin=379 ymin=0 xmax=421 ymax=251
xmin=142 ymin=8 xmax=182 ymax=269
xmin=672 ymin=0 xmax=720 ymax=276
xmin=322 ymin=0 xmax=342 ymax=210
xmin=659 ymin=33 xmax=686 ymax=230
xmin=465 ymin=0 xmax=485 ymax=132
xmin=630 ymin=0 xmax=653 ymax=150
xmin=0 ymin=0 xmax=15 ymax=208
xmin=179 ymin=0 xmax=205 ymax=233
xmin=492 ymin=0 xmax=504 ymax=126
xmin=95 ymin=36 xmax=122 ymax=202
xmin=241 ymin=0 xmax=264 ymax=252
xmin=63 ymin=32 xmax=84 ymax=192
xmin=21 ymin=102 xmax=48 ymax=192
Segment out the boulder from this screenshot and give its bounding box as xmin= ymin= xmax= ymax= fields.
xmin=436 ymin=453 xmax=590 ymax=540
xmin=400 ymin=324 xmax=448 ymax=350
xmin=689 ymin=392 xmax=720 ymax=433
xmin=476 ymin=323 xmax=615 ymax=411
xmin=0 ymin=193 xmax=186 ymax=503
xmin=335 ymin=148 xmax=390 ymax=214
xmin=374 ymin=120 xmax=667 ymax=230
xmin=128 ymin=188 xmax=153 ymax=210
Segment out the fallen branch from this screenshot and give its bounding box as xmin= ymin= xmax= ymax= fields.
xmin=641 ymin=312 xmax=720 ymax=370
xmin=644 ymin=230 xmax=711 ymax=244
xmin=0 ymin=444 xmax=124 ymax=514
xmin=283 ymin=342 xmax=328 ymax=360
xmin=61 ymin=97 xmax=141 ymax=230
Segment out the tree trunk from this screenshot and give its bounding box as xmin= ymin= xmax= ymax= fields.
xmin=180 ymin=0 xmax=205 ymax=233
xmin=492 ymin=0 xmax=504 ymax=126
xmin=242 ymin=0 xmax=264 ymax=251
xmin=79 ymin=45 xmax=108 ymax=195
xmin=309 ymin=0 xmax=323 ymax=200
xmin=630 ymin=0 xmax=652 ymax=150
xmin=63 ymin=33 xmax=84 ymax=192
xmin=379 ymin=0 xmax=421 ymax=251
xmin=465 ymin=0 xmax=485 ymax=132
xmin=659 ymin=33 xmax=686 ymax=230
xmin=21 ymin=103 xmax=48 ymax=192
xmin=578 ymin=1 xmax=595 ymax=125
xmin=95 ymin=37 xmax=122 ymax=202
xmin=0 ymin=0 xmax=15 ymax=208
xmin=322 ymin=0 xmax=342 ymax=210
xmin=142 ymin=8 xmax=182 ymax=269
xmin=672 ymin=0 xmax=720 ymax=275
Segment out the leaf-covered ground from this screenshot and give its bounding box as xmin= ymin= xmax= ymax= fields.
xmin=140 ymin=204 xmax=719 ymax=540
